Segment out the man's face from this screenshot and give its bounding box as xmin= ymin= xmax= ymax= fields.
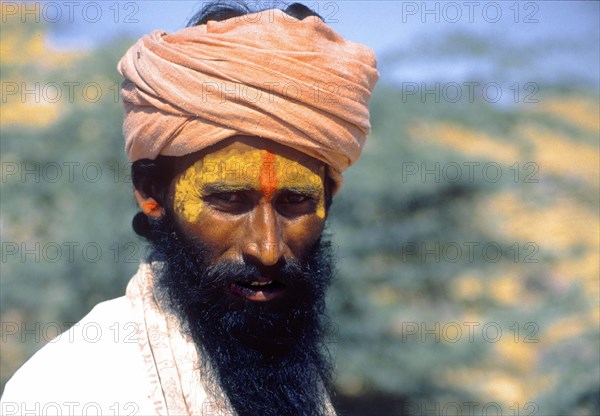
xmin=144 ymin=137 xmax=335 ymax=415
xmin=166 ymin=136 xmax=328 ymax=302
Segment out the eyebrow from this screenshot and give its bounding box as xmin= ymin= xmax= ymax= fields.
xmin=200 ymin=182 xmax=323 ymax=196
xmin=283 ymin=184 xmax=323 ymax=197
xmin=201 ymin=182 xmax=255 ymax=193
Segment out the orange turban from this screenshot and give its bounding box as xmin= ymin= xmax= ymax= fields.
xmin=117 ymin=9 xmax=379 ymax=191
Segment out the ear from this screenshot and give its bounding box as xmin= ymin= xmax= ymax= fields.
xmin=134 ymin=189 xmax=165 ymax=219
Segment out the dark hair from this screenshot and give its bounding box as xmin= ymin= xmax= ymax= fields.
xmin=131 ymin=1 xmax=328 ymax=239
xmin=131 ymin=156 xmax=176 ymax=239
xmin=186 ymin=1 xmax=321 ymax=26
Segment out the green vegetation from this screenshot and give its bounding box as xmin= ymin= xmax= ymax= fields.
xmin=1 ymin=7 xmax=598 ymax=415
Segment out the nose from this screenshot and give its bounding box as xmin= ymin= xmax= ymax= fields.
xmin=242 ymin=203 xmax=285 ymax=267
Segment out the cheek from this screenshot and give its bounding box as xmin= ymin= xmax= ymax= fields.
xmin=284 ymin=215 xmax=326 ymax=256
xmin=177 ymin=213 xmax=247 ymax=263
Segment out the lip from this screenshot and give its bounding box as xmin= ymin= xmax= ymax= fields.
xmin=229 ymin=279 xmax=286 ymax=302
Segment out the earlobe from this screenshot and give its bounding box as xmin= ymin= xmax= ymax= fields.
xmin=134 ymin=189 xmax=165 ymax=218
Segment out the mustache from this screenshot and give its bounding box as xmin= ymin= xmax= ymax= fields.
xmin=170 ymin=255 xmax=324 ymax=322
xmin=200 ymin=259 xmax=298 ymax=286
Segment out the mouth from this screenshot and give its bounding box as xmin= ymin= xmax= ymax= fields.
xmin=229 ymin=278 xmax=287 ymax=302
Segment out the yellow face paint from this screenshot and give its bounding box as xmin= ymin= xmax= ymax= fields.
xmin=172 ymin=161 xmax=205 ymax=224
xmin=173 ymin=145 xmax=326 ymax=223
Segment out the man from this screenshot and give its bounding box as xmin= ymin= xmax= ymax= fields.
xmin=1 ymin=2 xmax=378 ymax=415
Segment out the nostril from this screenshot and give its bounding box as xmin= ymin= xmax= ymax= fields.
xmin=255 ymin=259 xmax=287 ymax=276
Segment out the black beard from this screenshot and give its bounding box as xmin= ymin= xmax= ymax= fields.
xmin=145 ymin=214 xmax=335 ymax=416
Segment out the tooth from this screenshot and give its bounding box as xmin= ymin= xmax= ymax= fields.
xmin=250 ymin=281 xmax=272 ymax=287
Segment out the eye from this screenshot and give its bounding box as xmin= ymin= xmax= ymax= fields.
xmin=276 ymin=191 xmax=320 ymax=218
xmin=204 ymin=192 xmax=249 ymax=213
xmin=212 ymin=192 xmax=243 ymax=203
xmin=280 ymin=192 xmax=310 ymax=204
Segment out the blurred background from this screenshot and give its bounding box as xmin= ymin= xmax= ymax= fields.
xmin=1 ymin=1 xmax=598 ymax=414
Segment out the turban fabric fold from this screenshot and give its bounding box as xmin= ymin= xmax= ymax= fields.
xmin=118 ymin=9 xmax=379 ymax=191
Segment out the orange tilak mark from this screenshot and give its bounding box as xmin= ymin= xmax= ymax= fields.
xmin=259 ymin=150 xmax=277 ymax=198
xmin=141 ymin=200 xmax=159 ymax=214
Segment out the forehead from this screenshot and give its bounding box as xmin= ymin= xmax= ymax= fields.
xmin=175 ymin=136 xmax=326 ymax=184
